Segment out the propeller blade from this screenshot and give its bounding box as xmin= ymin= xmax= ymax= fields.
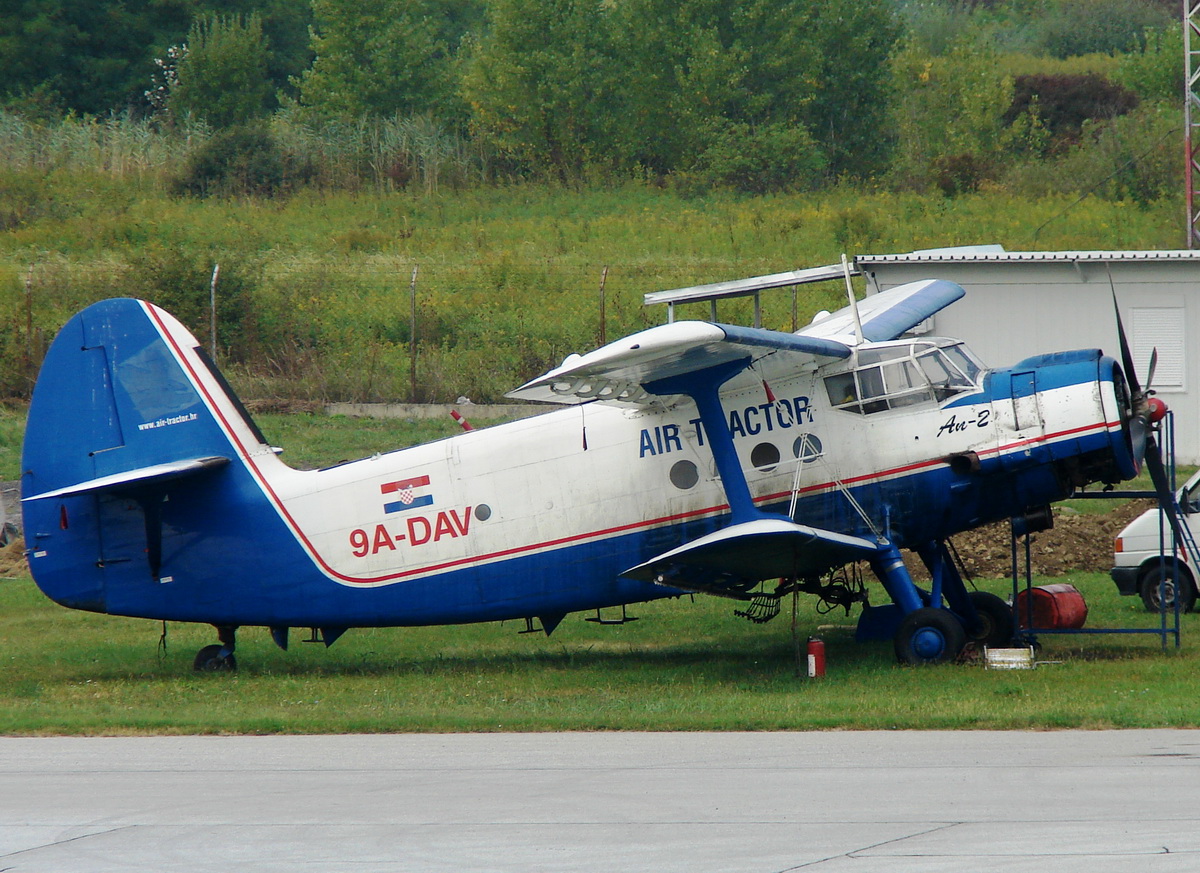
xmin=1112 ymin=290 xmax=1142 ymax=396
xmin=1146 ymin=347 xmax=1158 ymax=392
xmin=1143 ymin=436 xmax=1186 ymax=544
xmin=1128 ymin=415 xmax=1147 ymax=472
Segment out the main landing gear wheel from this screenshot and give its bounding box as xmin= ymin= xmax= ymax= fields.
xmin=965 ymin=591 xmax=1015 ymax=648
xmin=894 ymin=607 xmax=966 ymax=665
xmin=1140 ymin=566 xmax=1197 ymax=614
xmin=193 ymin=644 xmax=237 ymax=672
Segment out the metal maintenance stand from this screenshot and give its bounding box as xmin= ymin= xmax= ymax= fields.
xmin=1013 ymin=412 xmax=1186 ymax=651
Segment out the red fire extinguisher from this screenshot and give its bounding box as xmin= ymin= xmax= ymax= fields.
xmin=807 ymin=637 xmax=826 ymax=678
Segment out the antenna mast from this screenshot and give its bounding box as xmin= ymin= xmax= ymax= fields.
xmin=1186 ymin=1 xmax=1200 ymax=247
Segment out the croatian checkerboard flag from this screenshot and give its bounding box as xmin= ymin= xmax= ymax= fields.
xmin=381 ymin=475 xmax=434 ymax=513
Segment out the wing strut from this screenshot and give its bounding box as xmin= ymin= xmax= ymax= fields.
xmin=645 ymin=357 xmax=758 ymax=522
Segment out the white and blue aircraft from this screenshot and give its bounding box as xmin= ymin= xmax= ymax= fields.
xmin=20 ymin=276 xmax=1162 ymax=669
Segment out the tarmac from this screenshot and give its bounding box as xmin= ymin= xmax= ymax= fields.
xmin=3 ymin=730 xmax=1200 ymax=872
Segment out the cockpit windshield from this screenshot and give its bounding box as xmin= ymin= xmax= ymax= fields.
xmin=823 ymin=339 xmax=984 ymax=415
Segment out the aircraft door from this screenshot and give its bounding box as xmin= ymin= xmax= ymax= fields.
xmin=994 ymin=371 xmax=1045 ymax=470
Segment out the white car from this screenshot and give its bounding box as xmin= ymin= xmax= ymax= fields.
xmin=1111 ymin=469 xmax=1200 ymax=612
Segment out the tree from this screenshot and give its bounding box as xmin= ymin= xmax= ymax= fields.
xmin=465 ymin=0 xmax=898 ymax=182
xmin=462 ymin=0 xmax=616 ymax=177
xmin=0 ymin=1 xmax=311 ymax=117
xmin=296 ymin=0 xmax=481 ymax=123
xmin=170 ymin=13 xmax=272 ymax=128
xmin=0 ymin=0 xmax=192 ymax=115
xmin=798 ymin=0 xmax=903 ymax=177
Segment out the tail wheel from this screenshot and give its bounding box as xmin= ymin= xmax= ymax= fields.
xmin=193 ymin=644 xmax=237 ymax=672
xmin=1139 ymin=566 xmax=1197 ymax=614
xmin=966 ymin=591 xmax=1015 ymax=648
xmin=894 ymin=607 xmax=966 ymax=665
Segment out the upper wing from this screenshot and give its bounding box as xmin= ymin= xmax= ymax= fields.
xmin=507 ymin=321 xmax=851 ymax=406
xmin=621 ymin=517 xmax=881 ymax=587
xmin=800 ymin=278 xmax=965 ymax=344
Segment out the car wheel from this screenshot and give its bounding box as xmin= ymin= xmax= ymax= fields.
xmin=1139 ymin=565 xmax=1197 ymax=613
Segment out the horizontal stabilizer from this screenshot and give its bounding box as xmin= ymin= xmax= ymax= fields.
xmin=622 ymin=517 xmax=880 ymax=586
xmin=801 ymin=279 xmax=965 ymax=344
xmin=508 ymin=321 xmax=851 ymax=406
xmin=23 ymin=456 xmax=230 ymax=502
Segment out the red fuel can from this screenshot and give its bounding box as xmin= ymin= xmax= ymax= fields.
xmin=807 ymin=637 xmax=826 ymax=678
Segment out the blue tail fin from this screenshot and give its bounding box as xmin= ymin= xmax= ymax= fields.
xmin=21 ymin=298 xmax=272 ymax=609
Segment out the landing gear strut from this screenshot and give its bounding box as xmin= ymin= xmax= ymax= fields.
xmin=193 ymin=625 xmax=238 ymax=672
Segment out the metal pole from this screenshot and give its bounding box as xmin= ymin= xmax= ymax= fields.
xmin=209 ymin=263 xmax=220 ymax=360
xmin=409 ymin=265 xmax=419 ymax=402
xmin=842 ymin=254 xmax=864 ymax=345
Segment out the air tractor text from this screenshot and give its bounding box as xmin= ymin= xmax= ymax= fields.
xmin=639 ymin=396 xmax=812 ymax=458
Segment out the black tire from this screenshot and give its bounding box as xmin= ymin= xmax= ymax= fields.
xmin=965 ymin=591 xmax=1015 ymax=648
xmin=1139 ymin=565 xmax=1197 ymax=614
xmin=193 ymin=644 xmax=238 ymax=672
xmin=894 ymin=607 xmax=967 ymax=665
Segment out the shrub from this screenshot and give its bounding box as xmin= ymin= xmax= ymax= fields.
xmin=685 ymin=122 xmax=828 ymax=195
xmin=887 ymin=35 xmax=1026 ymax=191
xmin=932 ymin=152 xmax=993 ymax=195
xmin=1005 ymin=73 xmax=1139 ymax=150
xmin=1000 ymin=102 xmax=1180 ymax=202
xmin=170 ymin=123 xmax=292 ymax=197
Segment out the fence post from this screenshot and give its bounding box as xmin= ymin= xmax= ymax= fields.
xmin=209 ymin=263 xmax=220 ymax=361
xmin=409 ymin=264 xmax=419 ymax=402
xmin=24 ymin=264 xmax=34 ymax=392
xmin=598 ymin=265 xmax=609 ymax=346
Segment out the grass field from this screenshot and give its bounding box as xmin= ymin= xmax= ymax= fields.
xmin=1 ymin=184 xmax=1187 ymax=402
xmin=1 ymin=558 xmax=1195 ymax=734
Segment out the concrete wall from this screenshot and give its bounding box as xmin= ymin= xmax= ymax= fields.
xmin=859 ymin=255 xmax=1200 ymax=463
xmin=325 ymin=402 xmax=545 ymax=422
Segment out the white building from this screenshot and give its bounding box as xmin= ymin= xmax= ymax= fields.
xmin=858 ymin=248 xmax=1200 ymax=464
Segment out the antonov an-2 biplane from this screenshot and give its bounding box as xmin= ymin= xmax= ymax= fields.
xmin=21 ymin=274 xmax=1162 ymax=669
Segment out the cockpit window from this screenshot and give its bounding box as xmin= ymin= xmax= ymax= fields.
xmin=824 ymin=340 xmax=983 ymax=415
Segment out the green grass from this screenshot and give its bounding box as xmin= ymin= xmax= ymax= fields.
xmin=0 ymin=569 xmax=1195 ymax=735
xmin=0 ymin=408 xmax=522 ymax=480
xmin=0 ymin=404 xmax=23 ymax=481
xmin=254 ymin=412 xmax=520 ymax=470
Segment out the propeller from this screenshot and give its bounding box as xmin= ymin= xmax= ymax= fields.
xmin=1112 ymin=293 xmax=1183 ymax=555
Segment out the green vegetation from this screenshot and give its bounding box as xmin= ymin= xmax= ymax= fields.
xmin=1 ymin=1 xmax=1189 ymax=404
xmin=0 ymin=0 xmax=1184 ymax=191
xmin=0 ymin=186 xmax=1184 ymax=404
xmin=0 ymin=569 xmax=1195 ymax=734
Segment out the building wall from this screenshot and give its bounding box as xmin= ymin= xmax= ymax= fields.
xmin=860 ymin=256 xmax=1200 ymax=464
